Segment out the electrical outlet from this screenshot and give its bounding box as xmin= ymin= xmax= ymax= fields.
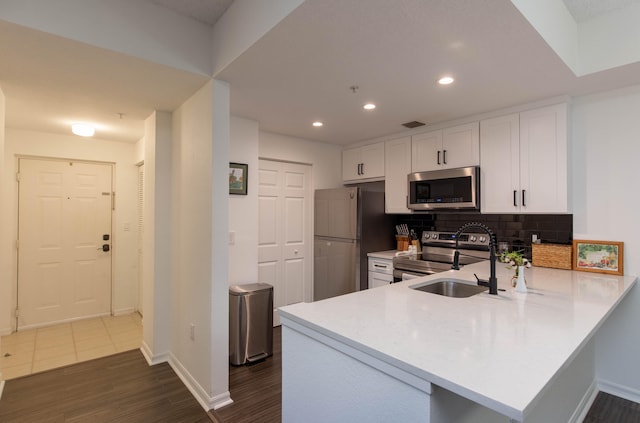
xmin=189 ymin=323 xmax=195 ymax=341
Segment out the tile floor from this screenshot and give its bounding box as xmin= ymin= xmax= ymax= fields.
xmin=0 ymin=313 xmax=142 ymax=380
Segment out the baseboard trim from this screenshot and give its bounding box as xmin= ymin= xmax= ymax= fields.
xmin=140 ymin=341 xmax=169 ymax=366
xmin=112 ymin=307 xmax=135 ymax=316
xmin=168 ymin=353 xmax=233 ymax=412
xmin=598 ymin=379 xmax=640 ymax=404
xmin=570 ymin=380 xmax=599 ymax=423
xmin=0 ymin=327 xmax=11 ymax=336
xmin=0 ymin=379 xmax=5 ymax=400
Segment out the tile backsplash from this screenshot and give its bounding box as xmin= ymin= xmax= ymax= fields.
xmin=394 ymin=213 xmax=573 ymax=259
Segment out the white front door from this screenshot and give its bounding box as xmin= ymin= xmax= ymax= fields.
xmin=258 ymin=160 xmax=312 ymax=326
xmin=17 ymin=158 xmax=113 ymax=329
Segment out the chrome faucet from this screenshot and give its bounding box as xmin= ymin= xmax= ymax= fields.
xmin=451 ymin=222 xmax=498 ymax=295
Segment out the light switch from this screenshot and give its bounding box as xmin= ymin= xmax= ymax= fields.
xmin=229 ymin=231 xmax=236 ymax=245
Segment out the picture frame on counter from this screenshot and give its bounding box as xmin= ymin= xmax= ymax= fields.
xmin=229 ymin=162 xmax=248 ymax=195
xmin=572 ymin=239 xmax=624 ymax=275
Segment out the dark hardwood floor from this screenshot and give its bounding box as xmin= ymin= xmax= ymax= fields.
xmin=0 ymin=350 xmax=213 ymax=423
xmin=583 ymin=391 xmax=640 ymax=423
xmin=2 ymin=326 xmax=638 ymax=423
xmin=209 ymin=327 xmax=281 ymax=423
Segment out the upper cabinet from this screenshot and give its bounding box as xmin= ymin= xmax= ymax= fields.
xmin=342 ymin=142 xmax=385 ymax=183
xmin=480 ymin=103 xmax=568 ymax=213
xmin=411 ymin=122 xmax=479 ymax=172
xmin=384 ymin=136 xmax=412 ymax=214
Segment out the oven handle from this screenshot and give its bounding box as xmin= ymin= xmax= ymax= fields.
xmin=393 ymin=269 xmax=433 ymax=282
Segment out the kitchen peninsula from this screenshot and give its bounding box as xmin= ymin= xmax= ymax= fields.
xmin=279 ymin=262 xmax=637 ymax=422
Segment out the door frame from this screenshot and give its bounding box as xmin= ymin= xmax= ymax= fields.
xmin=15 ymin=155 xmax=116 ymax=330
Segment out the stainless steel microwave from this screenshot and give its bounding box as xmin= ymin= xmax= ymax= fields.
xmin=407 ymin=166 xmax=480 ymax=211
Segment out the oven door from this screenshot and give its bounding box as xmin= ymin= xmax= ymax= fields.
xmin=392 ymin=269 xmax=433 ymax=283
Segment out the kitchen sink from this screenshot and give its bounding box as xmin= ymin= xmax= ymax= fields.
xmin=410 ymin=279 xmax=488 ymax=298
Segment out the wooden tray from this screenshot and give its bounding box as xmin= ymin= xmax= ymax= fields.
xmin=532 ymin=243 xmax=572 ymax=270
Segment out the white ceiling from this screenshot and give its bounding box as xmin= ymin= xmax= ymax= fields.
xmin=562 ymin=0 xmax=640 ymax=22
xmin=2 ymin=0 xmax=640 ymax=145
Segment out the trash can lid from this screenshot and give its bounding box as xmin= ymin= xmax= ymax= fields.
xmin=229 ymin=283 xmax=273 ymax=295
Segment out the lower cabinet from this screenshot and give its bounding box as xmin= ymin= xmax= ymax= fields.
xmin=368 ymin=257 xmax=393 ymax=288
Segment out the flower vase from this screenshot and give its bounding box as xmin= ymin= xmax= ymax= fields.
xmin=514 ymin=265 xmax=527 ymax=293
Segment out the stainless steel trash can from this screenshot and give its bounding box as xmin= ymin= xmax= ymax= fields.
xmin=229 ymin=283 xmax=273 ymax=366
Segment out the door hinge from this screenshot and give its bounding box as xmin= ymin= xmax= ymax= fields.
xmin=16 ymin=172 xmax=20 ymax=182
xmin=15 ymin=239 xmax=19 ymax=250
xmin=15 ymin=308 xmax=19 ymax=318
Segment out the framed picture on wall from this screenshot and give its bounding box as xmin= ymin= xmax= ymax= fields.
xmin=572 ymin=240 xmax=624 ymax=275
xmin=229 ymin=162 xmax=248 ymax=195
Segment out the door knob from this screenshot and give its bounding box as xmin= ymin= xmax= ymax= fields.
xmin=97 ymin=244 xmax=110 ymax=252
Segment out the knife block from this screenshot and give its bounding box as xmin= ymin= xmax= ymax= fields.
xmin=396 ymin=236 xmax=409 ymax=251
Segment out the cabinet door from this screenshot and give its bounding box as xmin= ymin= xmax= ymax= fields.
xmin=411 ymin=129 xmax=442 ymax=172
xmin=480 ymin=114 xmax=520 ymax=213
xmin=360 ymin=142 xmax=385 ymax=179
xmin=342 ymin=147 xmax=361 ymax=181
xmin=519 ymin=103 xmax=568 ymax=213
xmin=442 ymin=122 xmax=479 ymax=169
xmin=368 ymin=271 xmax=393 ymax=289
xmin=384 ymin=136 xmax=412 ymax=214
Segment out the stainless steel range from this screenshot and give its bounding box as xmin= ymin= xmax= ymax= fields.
xmin=392 ymin=230 xmax=491 ymax=282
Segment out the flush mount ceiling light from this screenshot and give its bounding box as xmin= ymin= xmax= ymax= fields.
xmin=71 ymin=123 xmax=95 ymax=137
xmin=438 ymin=76 xmax=455 ymax=85
xmin=312 ymin=121 xmax=323 ymax=127
xmin=363 ymin=103 xmax=376 ymax=110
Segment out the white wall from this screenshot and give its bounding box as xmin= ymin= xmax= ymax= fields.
xmin=571 ymin=85 xmax=640 ymax=399
xmin=141 ymin=111 xmax=172 ymax=363
xmin=0 ymin=129 xmax=139 ymax=333
xmin=259 ymin=131 xmax=343 ymax=190
xmin=169 ymin=80 xmax=231 ymax=410
xmin=0 ymin=86 xmax=6 ymax=389
xmin=229 ymin=116 xmax=259 ymax=285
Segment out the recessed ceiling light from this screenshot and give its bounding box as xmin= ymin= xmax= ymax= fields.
xmin=438 ymin=76 xmax=455 ymax=85
xmin=71 ymin=123 xmax=95 ymax=137
xmin=363 ymin=103 xmax=376 ymax=110
xmin=312 ymin=121 xmax=323 ymax=127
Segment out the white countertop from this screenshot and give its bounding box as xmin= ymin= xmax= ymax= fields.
xmin=279 ymin=262 xmax=637 ymax=420
xmin=367 ymin=250 xmax=398 ymax=260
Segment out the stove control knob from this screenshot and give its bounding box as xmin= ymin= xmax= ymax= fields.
xmin=423 ymin=233 xmax=431 ymax=240
xmin=469 ymin=235 xmax=477 ymax=242
xmin=479 ymin=236 xmax=486 ymax=243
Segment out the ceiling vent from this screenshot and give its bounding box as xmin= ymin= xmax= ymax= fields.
xmin=402 ymin=120 xmax=426 ymax=129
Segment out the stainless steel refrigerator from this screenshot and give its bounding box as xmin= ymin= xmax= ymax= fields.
xmin=314 ymin=187 xmax=395 ymax=301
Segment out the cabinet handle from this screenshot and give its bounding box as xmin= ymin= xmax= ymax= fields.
xmin=361 ymin=163 xmax=365 ymax=175
xmin=357 ymin=163 xmax=362 ymax=175
xmin=437 ymin=151 xmax=441 ymax=165
xmin=513 ymin=190 xmax=518 ymax=207
xmin=522 ymin=190 xmax=526 ymax=207
xmin=443 ymin=150 xmax=447 ymax=165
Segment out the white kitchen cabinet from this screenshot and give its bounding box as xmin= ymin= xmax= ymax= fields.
xmin=411 ymin=122 xmax=479 ymax=172
xmin=384 ymin=136 xmax=412 ymax=214
xmin=368 ymin=257 xmax=393 ymax=289
xmin=480 ymin=103 xmax=568 ymax=213
xmin=342 ymin=142 xmax=385 ymax=183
